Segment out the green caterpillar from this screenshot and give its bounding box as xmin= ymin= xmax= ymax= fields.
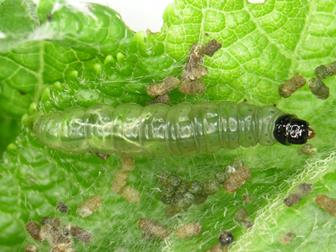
xmin=29 ymin=102 xmax=313 ymax=156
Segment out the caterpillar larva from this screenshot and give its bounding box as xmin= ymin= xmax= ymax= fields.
xmin=28 ymin=101 xmax=314 ymax=156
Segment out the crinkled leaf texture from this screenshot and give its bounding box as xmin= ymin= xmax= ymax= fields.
xmin=0 ymin=0 xmax=336 ymax=251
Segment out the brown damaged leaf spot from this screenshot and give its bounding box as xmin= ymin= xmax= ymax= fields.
xmin=314 ymin=61 xmax=336 ymax=79
xmin=223 ymin=164 xmax=251 ymax=193
xmin=308 ymin=78 xmax=330 ymax=100
xmin=146 ymin=77 xmax=180 ymax=97
xmin=120 ymin=186 xmax=141 ymax=204
xmin=175 ymin=223 xmax=202 ymax=239
xmin=299 ymin=143 xmax=317 ymax=156
xmin=297 ymin=183 xmax=312 ymax=194
xmin=203 ymin=179 xmax=220 ymax=195
xmin=70 ymin=226 xmax=92 ymax=244
xmin=26 ymin=217 xmax=92 ymax=251
xmin=183 ymin=64 xmax=208 ymax=81
xmin=179 ymin=40 xmax=221 ymax=95
xmin=183 ymin=44 xmax=206 ymax=81
xmin=315 ymin=195 xmax=336 ymax=217
xmin=279 ymin=60 xmax=333 ymax=99
xmin=284 ymin=183 xmax=312 ymax=207
xmin=26 ymin=221 xmax=42 ymax=241
xmin=24 ymin=244 xmax=38 ymax=252
xmin=40 ymin=218 xmax=71 ymax=248
xmin=243 ymin=193 xmax=252 ymax=204
xmin=234 ymin=208 xmax=253 ymax=228
xmin=56 ymin=202 xmax=69 ymax=214
xmin=180 ymin=39 xmax=221 ymax=95
xmin=112 ymin=170 xmax=130 ymax=193
xmin=152 ymin=94 xmax=170 ymax=104
xmin=112 ymin=157 xmax=141 ymax=204
xmin=278 ymin=75 xmax=306 ymax=98
xmin=284 ymin=194 xmax=301 ymax=207
xmin=121 ymin=156 xmax=134 ymax=171
xmin=50 ymin=243 xmax=74 ymax=252
xmin=146 ymin=39 xmax=221 ymax=100
xmin=159 ymin=161 xmax=251 ymax=216
xmin=202 ymin=39 xmax=222 ymax=56
xmin=207 ymin=244 xmax=228 ymax=252
xmin=183 ymin=39 xmax=221 ymax=81
xmin=179 ymin=80 xmax=207 ymax=95
xmin=158 ymin=173 xmax=210 ymax=215
xmin=138 ymin=218 xmax=170 ymax=240
xmin=280 ymin=232 xmax=296 ymax=245
xmin=77 ymin=196 xmax=102 ymax=218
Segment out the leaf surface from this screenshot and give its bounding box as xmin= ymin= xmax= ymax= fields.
xmin=0 ymin=0 xmax=336 ymax=251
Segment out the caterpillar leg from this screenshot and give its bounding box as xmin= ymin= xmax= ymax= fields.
xmin=111 ymin=156 xmax=140 ymax=204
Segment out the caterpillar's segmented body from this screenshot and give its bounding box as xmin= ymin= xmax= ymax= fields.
xmin=31 ymin=102 xmax=310 ymax=155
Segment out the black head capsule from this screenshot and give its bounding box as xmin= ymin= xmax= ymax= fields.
xmin=274 ymin=115 xmax=314 ymax=145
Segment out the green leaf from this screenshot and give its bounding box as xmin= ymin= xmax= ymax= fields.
xmin=0 ymin=115 xmax=19 ymax=154
xmin=0 ymin=0 xmax=135 ymax=117
xmin=1 ymin=0 xmax=336 ymax=251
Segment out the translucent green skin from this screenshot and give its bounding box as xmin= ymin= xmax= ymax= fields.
xmin=32 ymin=102 xmax=284 ymax=156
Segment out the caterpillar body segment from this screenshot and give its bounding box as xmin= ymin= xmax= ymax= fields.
xmin=31 ymin=102 xmax=311 ymax=155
